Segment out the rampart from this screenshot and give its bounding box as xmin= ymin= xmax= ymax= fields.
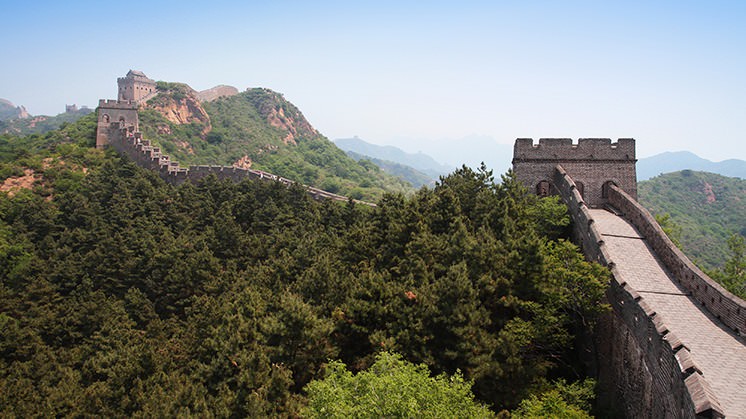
xmin=99 ymin=115 xmax=371 ymax=205
xmin=513 ymin=138 xmax=636 ymax=207
xmin=607 ymin=184 xmax=746 ymax=335
xmin=553 ymin=165 xmax=724 ymax=418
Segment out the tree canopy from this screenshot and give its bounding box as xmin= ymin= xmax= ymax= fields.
xmin=0 ymin=120 xmax=609 ymax=416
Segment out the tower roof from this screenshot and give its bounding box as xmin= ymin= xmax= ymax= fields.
xmin=127 ymin=69 xmax=148 ymax=78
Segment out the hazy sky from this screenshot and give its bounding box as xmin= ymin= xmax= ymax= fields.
xmin=2 ymin=1 xmax=745 ymax=161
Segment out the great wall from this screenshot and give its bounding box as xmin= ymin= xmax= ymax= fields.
xmin=515 ymin=138 xmax=746 ymax=418
xmin=96 ymin=71 xmax=370 ymax=205
xmin=98 ymin=71 xmax=746 ymax=417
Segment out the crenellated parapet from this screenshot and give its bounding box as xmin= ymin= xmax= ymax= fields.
xmin=513 ymin=138 xmax=637 ymax=207
xmin=553 ymin=165 xmax=725 ymax=418
xmin=98 ymin=99 xmax=138 ymax=109
xmin=514 ymin=137 xmax=635 ymax=161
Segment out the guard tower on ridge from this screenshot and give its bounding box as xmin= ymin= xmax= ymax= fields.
xmin=118 ymin=70 xmax=157 ymax=103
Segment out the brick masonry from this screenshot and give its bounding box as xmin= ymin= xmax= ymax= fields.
xmin=545 ymin=159 xmax=742 ymax=417
xmin=513 ymin=138 xmax=637 ymax=207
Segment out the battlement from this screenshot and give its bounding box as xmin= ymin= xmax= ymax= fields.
xmin=512 ymin=137 xmax=637 ymax=207
xmin=98 ymin=99 xmax=138 ymax=109
xmin=514 ymin=138 xmax=635 ymax=161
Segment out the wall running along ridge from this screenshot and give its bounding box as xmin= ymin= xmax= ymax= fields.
xmin=553 ymin=165 xmax=725 ymax=418
xmin=96 ymin=100 xmax=373 ymax=206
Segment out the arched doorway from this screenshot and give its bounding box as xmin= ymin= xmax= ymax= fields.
xmin=602 ymin=181 xmax=617 ymax=199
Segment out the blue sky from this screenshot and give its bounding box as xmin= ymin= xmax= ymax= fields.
xmin=2 ymin=1 xmax=745 ymax=162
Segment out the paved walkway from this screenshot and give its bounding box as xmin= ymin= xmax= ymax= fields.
xmin=590 ymin=209 xmax=746 ymax=418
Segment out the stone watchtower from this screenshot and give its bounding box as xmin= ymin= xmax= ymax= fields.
xmin=118 ymin=70 xmax=156 ymax=103
xmin=512 ymin=138 xmax=637 ymax=207
xmin=96 ymin=100 xmax=139 ymax=149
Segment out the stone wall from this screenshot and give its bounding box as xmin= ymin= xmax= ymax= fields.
xmin=96 ymin=100 xmax=139 ymax=149
xmin=553 ymin=165 xmax=724 ymax=418
xmin=513 ymin=138 xmax=637 ymax=207
xmin=118 ymin=70 xmax=157 ymax=103
xmin=100 ymin=114 xmax=371 ymax=205
xmin=607 ymin=184 xmax=746 ymax=335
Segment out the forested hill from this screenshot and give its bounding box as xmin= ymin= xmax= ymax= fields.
xmin=138 ymin=83 xmax=411 ymax=200
xmin=0 ymin=114 xmax=607 ymax=416
xmin=638 ymin=170 xmax=746 ymax=270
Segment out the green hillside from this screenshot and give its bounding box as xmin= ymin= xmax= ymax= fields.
xmin=138 ymin=84 xmax=412 ymax=200
xmin=638 ymin=170 xmax=746 ymax=270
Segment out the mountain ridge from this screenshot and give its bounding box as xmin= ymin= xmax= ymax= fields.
xmin=637 ymin=151 xmax=746 ymax=180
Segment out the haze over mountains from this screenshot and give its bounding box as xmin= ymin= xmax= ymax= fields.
xmin=636 ymin=151 xmax=746 ymax=180
xmin=335 ymin=137 xmax=746 ymax=184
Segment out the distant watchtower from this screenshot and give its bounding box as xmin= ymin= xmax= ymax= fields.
xmin=118 ymin=70 xmax=156 ymax=103
xmin=512 ymin=138 xmax=637 ymax=207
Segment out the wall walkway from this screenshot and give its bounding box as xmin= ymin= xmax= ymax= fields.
xmin=592 ymin=209 xmax=746 ymax=417
xmin=551 ymin=164 xmax=746 ymax=418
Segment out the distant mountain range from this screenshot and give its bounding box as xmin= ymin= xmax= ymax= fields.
xmin=637 ymin=151 xmax=746 ymax=180
xmin=344 ymin=150 xmax=436 ymax=188
xmin=336 ymin=137 xmax=746 ymax=185
xmin=334 ymin=137 xmax=454 ymax=178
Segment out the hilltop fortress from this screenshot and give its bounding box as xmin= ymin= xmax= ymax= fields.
xmin=118 ymin=70 xmax=157 ymax=103
xmin=512 ymin=137 xmax=637 ymax=207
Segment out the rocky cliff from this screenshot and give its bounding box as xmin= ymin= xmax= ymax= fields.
xmin=145 ymin=83 xmax=212 ymax=136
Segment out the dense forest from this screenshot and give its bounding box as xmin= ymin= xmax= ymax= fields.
xmin=0 ymin=113 xmax=609 ymax=416
xmin=638 ymin=170 xmax=746 ymax=269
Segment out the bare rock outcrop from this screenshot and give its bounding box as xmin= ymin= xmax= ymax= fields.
xmin=145 ymin=86 xmax=212 ymax=136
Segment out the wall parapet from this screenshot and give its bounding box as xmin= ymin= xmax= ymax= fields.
xmin=513 ymin=138 xmax=636 ymax=161
xmin=98 ymin=99 xmax=138 ymax=109
xmin=101 ymin=118 xmax=373 ymax=206
xmin=552 ymin=165 xmax=611 ymax=264
xmin=607 ymin=184 xmax=746 ymax=335
xmin=553 ymin=165 xmax=724 ymax=418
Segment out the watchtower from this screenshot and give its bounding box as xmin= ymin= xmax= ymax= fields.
xmin=512 ymin=138 xmax=637 ymax=207
xmin=117 ymin=70 xmax=156 ymax=103
xmin=96 ymin=99 xmax=139 ymax=149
